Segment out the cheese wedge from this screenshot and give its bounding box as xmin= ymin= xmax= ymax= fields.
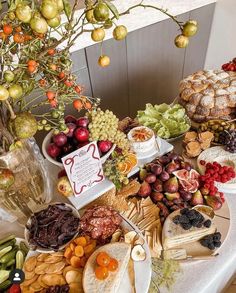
xmin=162 ymin=210 xmax=216 ymax=250
xmin=83 ymin=242 xmax=131 ymax=293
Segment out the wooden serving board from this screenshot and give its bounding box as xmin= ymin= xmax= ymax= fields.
xmin=169 ymin=200 xmax=230 ymax=260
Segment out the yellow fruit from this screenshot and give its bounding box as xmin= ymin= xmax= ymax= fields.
xmin=113 ymin=25 xmax=127 ymax=41
xmin=98 ymin=55 xmax=110 ymax=67
xmin=93 ymin=2 xmax=109 ymax=21
xmin=8 ymin=84 xmax=23 ymax=99
xmin=30 ymin=16 xmax=48 ymax=34
xmin=85 ymin=9 xmax=96 ymax=23
xmin=40 ymin=0 xmax=58 ymax=19
xmin=174 ymin=34 xmax=189 ymax=48
xmin=15 ymin=4 xmax=32 ymax=23
xmin=47 ymin=15 xmax=61 ymax=28
xmin=91 ymin=28 xmax=105 ymax=42
xmin=0 ymin=86 xmax=9 ymax=100
xmin=183 ymin=22 xmax=198 ymax=37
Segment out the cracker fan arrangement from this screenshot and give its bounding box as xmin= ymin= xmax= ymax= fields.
xmin=0 ymin=0 xmax=236 ymax=291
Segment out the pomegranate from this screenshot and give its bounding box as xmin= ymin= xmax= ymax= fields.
xmin=66 ymin=123 xmax=76 ymax=138
xmin=47 ymin=143 xmax=61 ymax=158
xmin=53 ymin=132 xmax=67 ymax=147
xmin=76 ymin=117 xmax=89 ymax=128
xmin=98 ymin=140 xmax=112 ymax=153
xmin=74 ymin=127 xmax=89 ymax=142
xmin=65 ymin=115 xmax=76 ymax=124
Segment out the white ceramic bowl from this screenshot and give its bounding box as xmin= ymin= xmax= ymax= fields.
xmin=128 ymin=126 xmax=156 ymax=154
xmin=24 ymin=202 xmax=80 ymax=253
xmin=42 ymin=130 xmax=116 ymax=167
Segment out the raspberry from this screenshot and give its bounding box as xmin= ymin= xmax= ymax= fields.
xmin=228 ymin=167 xmax=234 ymax=173
xmin=206 ymin=162 xmax=212 ymax=168
xmin=200 ymin=160 xmax=206 ymax=166
xmin=222 ymin=178 xmax=228 ymax=183
xmin=219 ymin=168 xmax=224 ymax=175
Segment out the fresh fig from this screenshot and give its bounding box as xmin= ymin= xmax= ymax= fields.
xmin=0 ymin=168 xmax=14 ymax=190
xmin=168 ymin=152 xmax=180 ymax=161
xmin=191 ymin=190 xmax=204 ymax=206
xmin=145 ymin=173 xmax=157 ymax=184
xmin=165 ymin=161 xmax=180 ymax=174
xmin=165 ymin=192 xmax=180 ymax=201
xmin=152 ymin=179 xmax=163 ymax=192
xmin=204 ymin=196 xmax=222 ymax=210
xmin=163 ymin=177 xmax=179 ymax=193
xmin=151 ymin=191 xmax=164 ymax=202
xmin=138 ymin=181 xmax=151 ymax=197
xmin=158 ymin=155 xmax=171 ymax=165
xmin=139 ymin=168 xmax=148 ymax=181
xmin=57 ymin=176 xmax=73 ymax=197
xmin=159 ymin=171 xmax=170 ymax=182
xmin=200 ymin=187 xmax=209 ymax=196
xmin=179 ymin=190 xmax=192 ymax=201
xmin=181 ymin=161 xmax=192 ymax=171
xmin=151 ymin=164 xmax=162 ymax=176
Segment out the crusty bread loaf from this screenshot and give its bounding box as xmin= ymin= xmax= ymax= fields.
xmin=179 ymin=70 xmax=236 ymax=122
xmin=83 ymin=242 xmax=131 ymax=293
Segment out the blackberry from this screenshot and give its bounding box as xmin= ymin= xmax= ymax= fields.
xmin=214 ymin=241 xmax=222 ymax=248
xmin=196 ymin=222 xmax=203 ymax=228
xmin=208 ymin=243 xmax=215 ymax=250
xmin=199 ymin=215 xmax=205 ymax=223
xmin=191 ymin=219 xmax=200 ymax=227
xmin=200 ymin=239 xmax=209 ymax=247
xmin=203 ymin=220 xmax=212 ymax=228
xmin=219 ymin=130 xmax=236 ymax=153
xmin=182 ymin=223 xmax=192 ymax=230
xmin=180 ymin=208 xmax=189 ymax=215
xmin=186 ymin=210 xmax=197 ymax=220
xmin=213 ymin=232 xmax=221 ymax=241
xmin=173 ymin=215 xmax=181 ymax=224
xmin=179 ymin=215 xmax=190 ymax=224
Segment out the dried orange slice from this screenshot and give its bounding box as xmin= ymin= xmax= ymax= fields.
xmin=126 ymin=153 xmax=137 ymax=168
xmin=117 ymin=162 xmax=128 ymax=174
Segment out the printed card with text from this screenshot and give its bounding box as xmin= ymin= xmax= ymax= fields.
xmin=62 ymin=142 xmax=104 ymax=196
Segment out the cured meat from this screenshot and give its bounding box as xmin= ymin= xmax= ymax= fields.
xmin=79 ymin=206 xmax=122 ymax=243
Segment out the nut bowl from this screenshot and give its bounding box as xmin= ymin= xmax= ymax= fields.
xmin=24 ymin=202 xmax=80 ymax=253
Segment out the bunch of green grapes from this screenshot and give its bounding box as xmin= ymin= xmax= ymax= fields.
xmin=87 ymin=108 xmax=130 ymax=152
xmin=104 ymin=156 xmax=129 ymax=190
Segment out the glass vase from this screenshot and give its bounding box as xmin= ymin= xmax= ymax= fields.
xmin=0 ymin=138 xmax=52 ymax=225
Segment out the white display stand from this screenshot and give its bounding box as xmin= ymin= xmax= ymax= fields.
xmin=68 ymin=138 xmax=173 ymax=209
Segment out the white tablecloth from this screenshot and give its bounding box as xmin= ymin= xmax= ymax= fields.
xmin=0 ymin=139 xmax=236 ymax=293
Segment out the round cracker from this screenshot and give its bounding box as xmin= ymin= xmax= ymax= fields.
xmin=44 ymin=255 xmax=63 ymax=264
xmin=24 ymin=256 xmax=37 ymax=272
xmin=37 ymin=275 xmax=48 ymax=289
xmin=35 ymin=263 xmax=50 ymax=275
xmin=21 ymin=274 xmax=38 ymax=287
xmin=45 ymin=261 xmax=66 ymax=274
xmin=41 ymin=274 xmax=66 ymax=286
xmin=25 ymin=270 xmax=35 ymax=280
xmin=37 ymin=253 xmax=50 ymax=262
xmin=30 ymin=279 xmax=43 ymax=292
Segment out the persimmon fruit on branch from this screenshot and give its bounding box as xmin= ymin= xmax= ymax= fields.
xmin=0 ymin=0 xmax=197 ymax=153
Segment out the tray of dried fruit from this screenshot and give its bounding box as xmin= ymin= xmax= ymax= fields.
xmin=21 ymin=204 xmax=151 ymax=293
xmin=91 ymin=151 xmax=231 ymax=262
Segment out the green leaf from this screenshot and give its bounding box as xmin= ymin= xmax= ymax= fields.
xmin=63 ymin=0 xmax=72 ymax=20
xmin=104 ymin=0 xmax=119 ymax=20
